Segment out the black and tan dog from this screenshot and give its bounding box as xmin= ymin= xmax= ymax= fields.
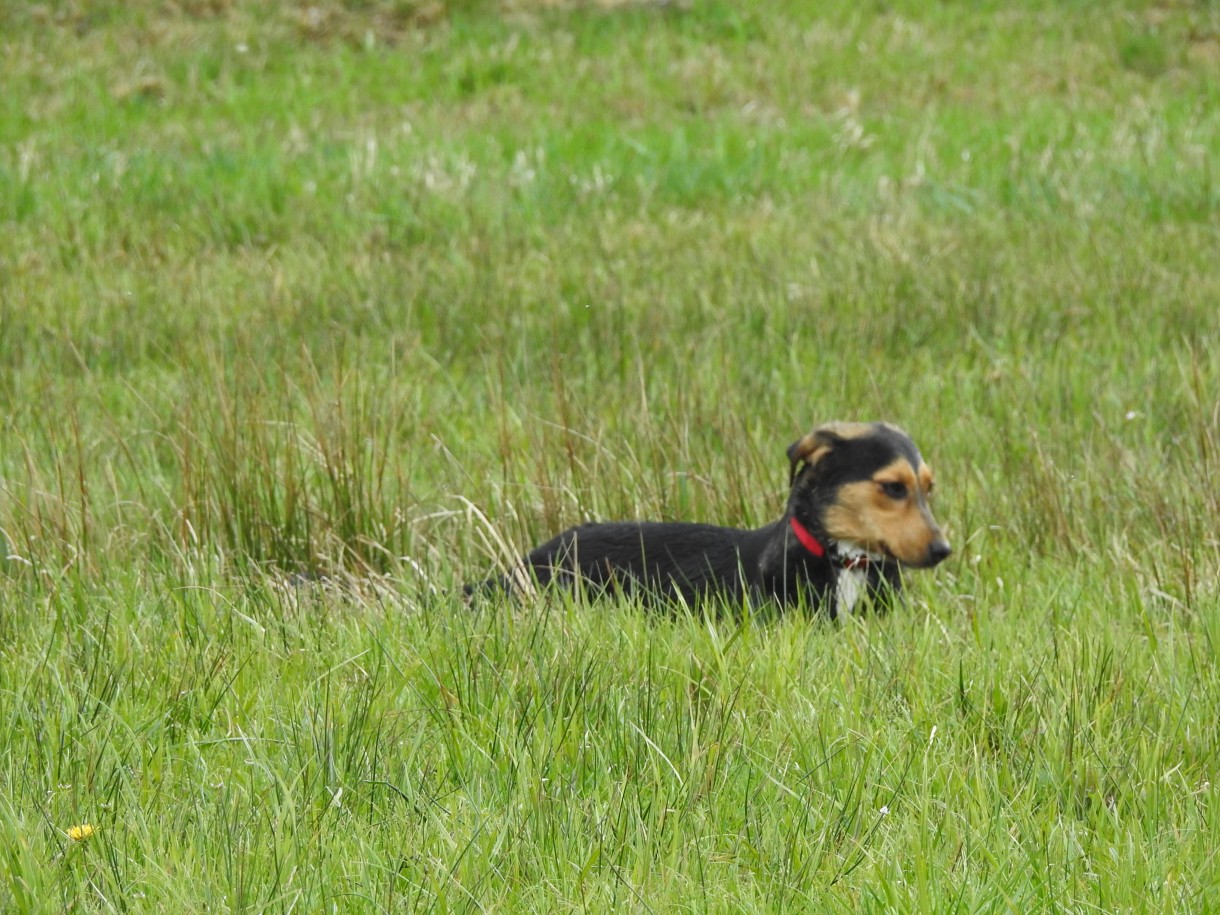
xmin=472 ymin=422 xmax=949 ymax=617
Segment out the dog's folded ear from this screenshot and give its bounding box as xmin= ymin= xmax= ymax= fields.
xmin=787 ymin=424 xmax=842 ymax=485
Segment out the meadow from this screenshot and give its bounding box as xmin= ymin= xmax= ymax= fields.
xmin=2 ymin=0 xmax=1219 ymax=910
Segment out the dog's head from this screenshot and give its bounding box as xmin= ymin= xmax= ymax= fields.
xmin=786 ymin=421 xmax=950 ymax=568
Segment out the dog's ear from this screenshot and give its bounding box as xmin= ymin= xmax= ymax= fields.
xmin=786 ymin=424 xmax=843 ymax=486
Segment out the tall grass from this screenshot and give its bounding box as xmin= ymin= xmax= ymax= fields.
xmin=2 ymin=0 xmax=1219 ymax=910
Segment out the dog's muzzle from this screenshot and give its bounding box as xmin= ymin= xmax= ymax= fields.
xmin=924 ymin=539 xmax=952 ymax=567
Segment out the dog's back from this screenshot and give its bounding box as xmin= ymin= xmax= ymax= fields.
xmin=521 ymin=520 xmax=769 ymax=604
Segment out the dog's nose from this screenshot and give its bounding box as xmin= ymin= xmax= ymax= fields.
xmin=927 ymin=539 xmax=952 ymax=566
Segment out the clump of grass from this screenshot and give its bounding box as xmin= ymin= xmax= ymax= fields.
xmin=0 ymin=354 xmax=421 ymax=580
xmin=169 ymin=356 xmax=416 ymax=575
xmin=1118 ymin=27 xmax=1172 ymax=79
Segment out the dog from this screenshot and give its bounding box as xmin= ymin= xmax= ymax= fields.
xmin=470 ymin=422 xmax=950 ymax=617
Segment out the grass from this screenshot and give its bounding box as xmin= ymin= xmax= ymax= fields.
xmin=2 ymin=0 xmax=1219 ymax=910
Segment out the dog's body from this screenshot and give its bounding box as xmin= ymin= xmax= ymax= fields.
xmin=506 ymin=518 xmax=903 ymax=615
xmin=473 ymin=422 xmax=949 ymax=617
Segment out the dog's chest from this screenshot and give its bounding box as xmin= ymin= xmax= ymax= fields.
xmin=832 ymin=544 xmax=879 ymax=614
xmin=835 ymin=567 xmax=868 ymax=614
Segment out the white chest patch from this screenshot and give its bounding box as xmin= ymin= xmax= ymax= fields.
xmin=832 ymin=543 xmax=884 ymax=615
xmin=835 ymin=567 xmax=867 ymax=614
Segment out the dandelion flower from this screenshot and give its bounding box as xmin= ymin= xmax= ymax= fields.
xmin=66 ymin=824 xmax=95 ymax=842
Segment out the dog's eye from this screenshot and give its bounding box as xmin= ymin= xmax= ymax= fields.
xmin=880 ymin=481 xmax=908 ymax=500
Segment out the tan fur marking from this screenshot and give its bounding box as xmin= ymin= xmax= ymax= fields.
xmin=788 ymin=422 xmax=888 ymax=484
xmin=815 ymin=421 xmax=875 ymax=441
xmin=823 ymin=458 xmax=945 ymax=566
xmin=787 ymin=432 xmax=831 ymax=467
xmin=788 ymin=422 xmax=868 ymax=483
xmin=874 ymin=459 xmax=918 ymax=491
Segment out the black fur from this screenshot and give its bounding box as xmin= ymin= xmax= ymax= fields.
xmin=468 ymin=422 xmax=947 ymax=617
xmin=484 ymin=519 xmax=900 ymax=617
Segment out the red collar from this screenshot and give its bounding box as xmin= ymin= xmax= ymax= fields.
xmin=788 ymin=516 xmax=826 ymax=558
xmin=789 ymin=517 xmax=870 ymax=570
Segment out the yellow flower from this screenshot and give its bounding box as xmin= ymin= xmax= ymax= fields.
xmin=65 ymin=824 xmax=95 ymax=842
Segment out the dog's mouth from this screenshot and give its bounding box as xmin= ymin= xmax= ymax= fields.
xmin=833 ymin=540 xmax=886 ymax=568
xmin=880 ymin=540 xmax=952 ymax=568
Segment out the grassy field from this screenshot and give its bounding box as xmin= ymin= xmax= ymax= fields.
xmin=2 ymin=0 xmax=1219 ymax=910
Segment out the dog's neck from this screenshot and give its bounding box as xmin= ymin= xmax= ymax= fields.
xmin=787 ymin=516 xmax=827 ymax=558
xmin=830 ymin=540 xmax=883 ymax=570
xmin=786 ymin=517 xmax=884 ymax=615
xmin=788 ymin=517 xmax=882 ymax=570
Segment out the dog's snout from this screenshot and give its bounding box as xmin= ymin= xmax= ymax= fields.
xmin=927 ymin=539 xmax=951 ymax=566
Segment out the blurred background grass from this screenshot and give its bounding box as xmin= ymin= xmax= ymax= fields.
xmin=4 ymin=0 xmax=1218 ymax=584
